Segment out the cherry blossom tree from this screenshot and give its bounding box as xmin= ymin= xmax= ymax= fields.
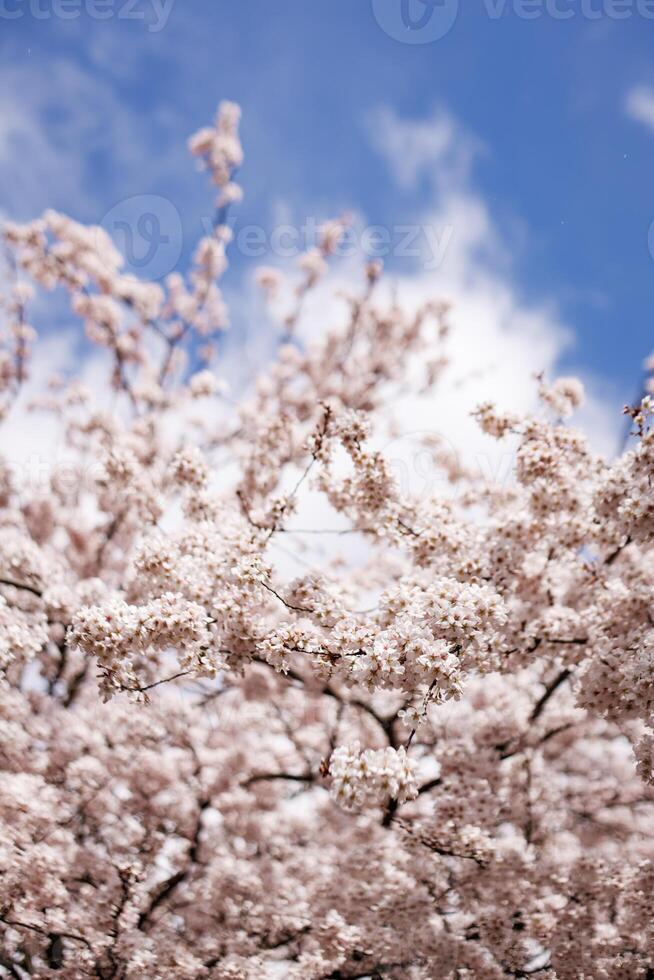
xmin=0 ymin=101 xmax=653 ymax=980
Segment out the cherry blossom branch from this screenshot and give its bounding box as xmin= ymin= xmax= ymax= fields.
xmin=243 ymin=772 xmax=315 ymax=788
xmin=0 ymin=915 xmax=91 ymax=951
xmin=530 ymin=668 xmax=572 ymax=722
xmin=0 ymin=578 xmax=43 ymax=598
xmin=137 ymin=796 xmax=210 ymax=932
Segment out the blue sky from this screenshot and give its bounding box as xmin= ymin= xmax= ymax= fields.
xmin=2 ymin=0 xmax=654 ymax=423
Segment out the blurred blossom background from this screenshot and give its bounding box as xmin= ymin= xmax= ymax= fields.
xmin=1 ymin=0 xmax=654 ymax=459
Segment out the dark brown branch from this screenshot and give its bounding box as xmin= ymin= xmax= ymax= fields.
xmin=137 ymin=798 xmax=209 ymax=931
xmin=418 ymin=776 xmax=443 ymax=796
xmin=0 ymin=577 xmax=42 ymax=598
xmin=381 ymin=797 xmax=398 ymax=828
xmin=0 ymin=914 xmax=90 ymax=955
xmin=62 ymin=662 xmax=89 ymax=707
xmin=259 ymin=580 xmax=314 ymax=614
xmin=243 ymin=772 xmax=314 ymax=788
xmin=135 ymin=669 xmax=194 ymax=694
xmin=605 ymin=535 xmax=632 ymax=566
xmin=530 ymin=668 xmax=572 ymax=722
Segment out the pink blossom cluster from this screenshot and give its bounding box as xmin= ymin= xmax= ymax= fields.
xmin=328 ymin=742 xmax=418 ymax=811
xmin=0 ymin=101 xmax=653 ymax=978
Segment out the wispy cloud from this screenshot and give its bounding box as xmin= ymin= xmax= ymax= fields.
xmin=624 ymin=85 xmax=654 ymax=134
xmin=0 ymin=54 xmax=189 ymax=223
xmin=367 ymin=106 xmax=483 ymax=193
xmin=291 ymin=106 xmax=622 ymax=462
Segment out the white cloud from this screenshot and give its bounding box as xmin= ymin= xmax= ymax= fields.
xmin=287 ymin=107 xmax=622 ymax=471
xmin=0 ymin=56 xmax=188 ymax=223
xmin=368 ymin=105 xmax=482 ymax=192
xmin=0 ymin=331 xmax=103 ymax=490
xmin=625 ymin=85 xmax=654 ymax=133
